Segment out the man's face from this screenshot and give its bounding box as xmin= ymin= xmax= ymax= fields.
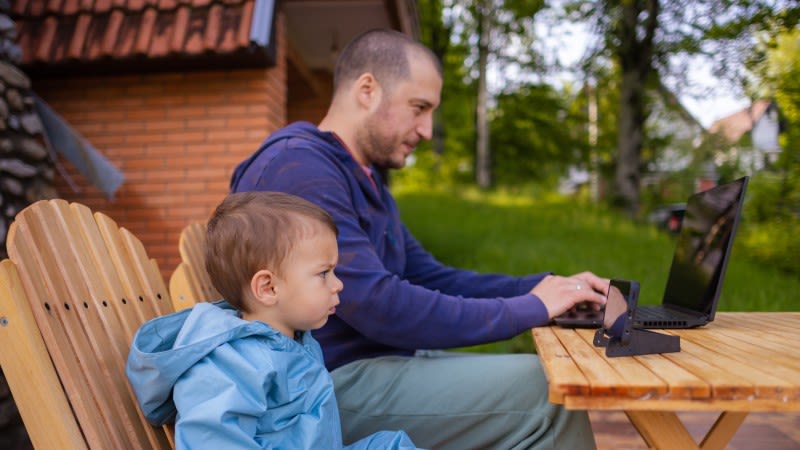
xmin=357 ymin=56 xmax=442 ymax=169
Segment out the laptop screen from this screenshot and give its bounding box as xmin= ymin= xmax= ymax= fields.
xmin=662 ymin=176 xmax=748 ymax=315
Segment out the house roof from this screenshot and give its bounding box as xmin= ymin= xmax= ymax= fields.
xmin=12 ymin=0 xmax=276 ymax=76
xmin=708 ymin=100 xmax=774 ymax=144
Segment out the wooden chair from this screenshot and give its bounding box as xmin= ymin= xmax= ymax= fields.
xmin=0 ymin=199 xmax=175 ymax=449
xmin=169 ymin=221 xmax=220 ymax=311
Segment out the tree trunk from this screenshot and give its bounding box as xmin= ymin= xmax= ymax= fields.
xmin=613 ymin=0 xmax=659 ymax=217
xmin=616 ymin=70 xmax=644 ymax=214
xmin=423 ymin=0 xmax=449 ymax=173
xmin=475 ymin=1 xmax=491 ymax=189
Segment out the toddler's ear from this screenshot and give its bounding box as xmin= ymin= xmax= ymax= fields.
xmin=250 ymin=269 xmax=278 ymax=307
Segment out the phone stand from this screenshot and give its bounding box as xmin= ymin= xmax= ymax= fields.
xmin=594 ymin=327 xmax=680 ymax=357
xmin=593 ymin=279 xmax=681 ymax=358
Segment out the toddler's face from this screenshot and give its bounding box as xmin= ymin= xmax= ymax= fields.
xmin=272 ymin=227 xmax=342 ymax=336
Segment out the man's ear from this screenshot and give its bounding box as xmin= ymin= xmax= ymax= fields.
xmin=250 ymin=269 xmax=278 ymax=307
xmin=354 ymin=73 xmax=381 ymax=110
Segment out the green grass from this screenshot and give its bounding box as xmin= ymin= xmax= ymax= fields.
xmin=394 ymin=187 xmax=800 ymax=353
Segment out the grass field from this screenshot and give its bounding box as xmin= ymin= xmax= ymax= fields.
xmin=394 ymin=187 xmax=800 ymax=353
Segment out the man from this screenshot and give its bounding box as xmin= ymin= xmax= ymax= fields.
xmin=231 ymin=28 xmax=607 ymax=449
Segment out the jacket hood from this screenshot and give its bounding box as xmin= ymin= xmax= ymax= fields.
xmin=126 ymin=301 xmax=288 ymax=425
xmin=230 ymin=121 xmax=352 ymax=192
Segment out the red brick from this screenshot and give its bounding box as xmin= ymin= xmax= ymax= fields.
xmin=177 ymin=156 xmax=210 ymax=168
xmin=166 ymin=105 xmax=209 ymax=119
xmin=123 ymin=157 xmax=166 ymax=170
xmin=205 ymin=129 xmax=248 ymax=143
xmin=124 ymin=108 xmax=169 ymax=121
xmin=145 ymin=119 xmax=186 ymax=131
xmin=144 ymin=95 xmax=188 ymax=107
xmin=125 ymin=132 xmax=167 ymax=145
xmin=185 ymin=117 xmax=227 ymax=130
xmin=164 ymin=130 xmax=207 ymax=143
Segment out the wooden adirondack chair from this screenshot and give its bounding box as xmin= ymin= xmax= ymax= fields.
xmin=0 ymin=199 xmax=175 ymax=449
xmin=169 ymin=221 xmax=220 ymax=311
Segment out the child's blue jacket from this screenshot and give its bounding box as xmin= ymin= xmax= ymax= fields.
xmin=126 ymin=301 xmax=421 ymax=449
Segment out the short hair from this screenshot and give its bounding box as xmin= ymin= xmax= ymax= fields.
xmin=333 ymin=28 xmax=442 ymax=95
xmin=205 ymin=191 xmax=338 ymax=311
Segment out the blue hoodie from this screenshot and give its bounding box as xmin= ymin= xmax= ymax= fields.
xmin=126 ymin=301 xmax=421 ymax=450
xmin=230 ymin=122 xmax=551 ymax=370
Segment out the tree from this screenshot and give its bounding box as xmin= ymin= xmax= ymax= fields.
xmin=450 ymin=0 xmax=545 ymax=188
xmin=490 ymin=83 xmax=589 ymax=186
xmin=566 ymin=0 xmax=800 ymax=216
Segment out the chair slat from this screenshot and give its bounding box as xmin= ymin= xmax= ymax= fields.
xmin=170 ymin=222 xmax=221 ymax=306
xmin=169 ymin=262 xmax=199 ymax=311
xmin=0 ymin=260 xmax=87 ymax=450
xmin=4 ymin=199 xmax=174 ymax=449
xmin=8 ymin=202 xmax=122 ymax=449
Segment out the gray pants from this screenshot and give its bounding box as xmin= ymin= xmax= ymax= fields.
xmin=331 ymin=351 xmax=596 ymax=450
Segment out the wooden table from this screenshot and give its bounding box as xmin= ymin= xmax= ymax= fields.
xmin=531 ymin=312 xmax=800 ymax=450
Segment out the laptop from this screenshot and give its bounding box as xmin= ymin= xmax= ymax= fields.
xmin=554 ymin=176 xmax=749 ymax=329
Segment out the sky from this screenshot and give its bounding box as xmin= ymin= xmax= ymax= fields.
xmin=530 ymin=18 xmax=753 ymax=129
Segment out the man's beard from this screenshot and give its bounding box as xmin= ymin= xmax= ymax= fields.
xmin=360 ymin=112 xmax=406 ymax=169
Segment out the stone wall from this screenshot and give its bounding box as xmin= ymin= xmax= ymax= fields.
xmin=0 ymin=1 xmax=53 ymax=447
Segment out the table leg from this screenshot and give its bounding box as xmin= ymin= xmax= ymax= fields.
xmin=625 ymin=411 xmax=699 ymax=450
xmin=699 ymin=412 xmax=748 ymax=450
xmin=624 ymin=410 xmax=748 ymax=450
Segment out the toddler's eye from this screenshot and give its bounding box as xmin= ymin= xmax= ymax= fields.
xmin=318 ymin=270 xmax=329 ymax=279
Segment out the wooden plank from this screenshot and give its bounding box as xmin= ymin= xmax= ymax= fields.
xmin=671 ymin=329 xmax=799 ymax=400
xmin=575 ymin=328 xmax=670 ymax=398
xmin=0 ymin=260 xmax=88 ymax=450
xmin=552 ymin=328 xmax=628 ymax=396
xmin=45 ymin=200 xmax=158 ymax=449
xmin=660 ymin=348 xmax=755 ymax=400
xmin=632 ymin=353 xmax=710 ymax=399
xmin=6 ymin=199 xmax=173 ymax=449
xmin=680 ymin=323 xmax=800 ymax=373
xmin=530 ymin=327 xmax=589 ymax=398
xmin=169 ymin=262 xmax=197 ymax=311
xmin=8 ymin=202 xmax=121 ymax=449
xmin=178 ymin=222 xmax=220 ymax=302
xmin=563 ymin=395 xmax=800 ymax=412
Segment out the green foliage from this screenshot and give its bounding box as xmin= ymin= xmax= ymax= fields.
xmin=489 ymin=84 xmax=588 ymax=186
xmin=737 ymin=173 xmax=800 ymax=277
xmin=732 ymin=28 xmax=800 ymax=278
xmin=394 ymin=187 xmax=800 ymax=353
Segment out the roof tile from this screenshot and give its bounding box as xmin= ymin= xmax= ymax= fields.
xmin=170 ymin=6 xmax=189 ymax=53
xmin=13 ymin=0 xmax=265 ymax=70
xmin=63 ymin=0 xmax=80 ymax=15
xmin=68 ymin=14 xmax=90 ymax=59
xmin=102 ymin=10 xmax=124 ymax=56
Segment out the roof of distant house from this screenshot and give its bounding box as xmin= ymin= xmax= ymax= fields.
xmin=708 ymin=100 xmax=775 ymax=144
xmin=12 ymin=0 xmax=276 ymax=76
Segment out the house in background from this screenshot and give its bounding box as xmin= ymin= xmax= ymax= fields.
xmin=708 ymin=99 xmax=783 ymax=173
xmin=12 ymin=0 xmax=418 ymax=278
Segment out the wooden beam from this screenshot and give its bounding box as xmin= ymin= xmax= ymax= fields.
xmin=286 ymin=42 xmax=329 ymax=100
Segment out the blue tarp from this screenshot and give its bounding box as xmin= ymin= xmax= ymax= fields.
xmin=33 ymin=95 xmax=124 ymax=200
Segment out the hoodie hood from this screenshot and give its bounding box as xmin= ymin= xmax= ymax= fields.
xmin=230 ymin=121 xmax=353 ymax=193
xmin=126 ymin=301 xmax=295 ymax=425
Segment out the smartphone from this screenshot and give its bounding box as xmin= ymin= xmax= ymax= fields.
xmin=601 ymin=279 xmax=639 ymax=342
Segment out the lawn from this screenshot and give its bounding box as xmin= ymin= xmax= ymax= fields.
xmin=394 ymin=187 xmax=800 ymax=353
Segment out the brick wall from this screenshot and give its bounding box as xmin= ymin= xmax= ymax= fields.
xmin=31 ymin=60 xmax=286 ymax=281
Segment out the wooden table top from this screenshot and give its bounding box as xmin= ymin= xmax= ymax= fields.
xmin=531 ymin=312 xmax=800 ymax=412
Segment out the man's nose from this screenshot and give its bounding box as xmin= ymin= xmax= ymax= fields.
xmin=417 ymin=113 xmax=433 ymax=140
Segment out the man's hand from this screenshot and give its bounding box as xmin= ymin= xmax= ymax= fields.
xmin=530 ymin=272 xmax=609 ymax=320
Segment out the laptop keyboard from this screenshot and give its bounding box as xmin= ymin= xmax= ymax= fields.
xmin=635 ymin=306 xmax=699 ymax=328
